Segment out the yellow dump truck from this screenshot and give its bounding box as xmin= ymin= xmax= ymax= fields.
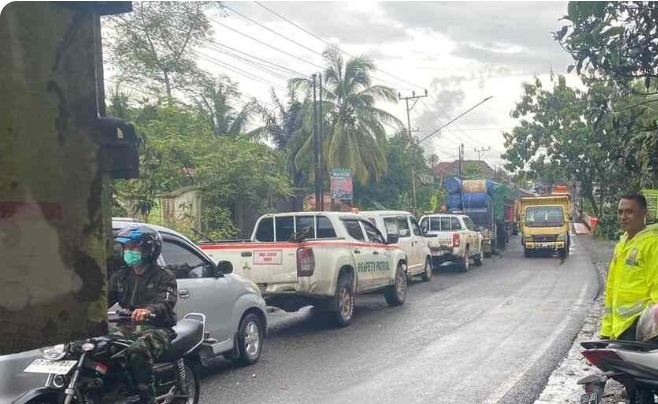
xmin=520 ymin=195 xmax=571 ymax=258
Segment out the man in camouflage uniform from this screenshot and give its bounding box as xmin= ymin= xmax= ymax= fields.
xmin=109 ymin=224 xmax=178 ymax=404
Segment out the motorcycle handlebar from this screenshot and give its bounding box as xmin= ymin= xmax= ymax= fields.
xmin=108 ymin=309 xmax=157 ymax=324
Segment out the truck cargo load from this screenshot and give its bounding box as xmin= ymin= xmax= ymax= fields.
xmin=443 ymin=177 xmax=515 ymax=255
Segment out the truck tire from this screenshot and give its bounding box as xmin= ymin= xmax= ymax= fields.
xmin=460 ymin=247 xmax=470 ymax=272
xmin=420 ymin=258 xmax=433 ymax=282
xmin=524 ymin=248 xmax=531 ymax=258
xmin=474 ymin=244 xmax=483 ymax=266
xmin=331 ymin=273 xmax=354 ymax=327
xmin=559 ymin=245 xmax=569 ymax=259
xmin=385 ymin=264 xmax=407 ymax=306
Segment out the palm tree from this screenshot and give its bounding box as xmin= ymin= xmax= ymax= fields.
xmin=252 ymin=88 xmax=308 ymax=199
xmin=192 ymin=74 xmax=257 ymax=138
xmin=290 ymin=47 xmax=403 ymax=185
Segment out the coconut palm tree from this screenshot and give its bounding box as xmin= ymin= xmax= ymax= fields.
xmin=192 ymin=74 xmax=257 ymax=138
xmin=290 ymin=47 xmax=404 ymax=185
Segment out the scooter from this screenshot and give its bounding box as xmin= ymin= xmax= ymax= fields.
xmin=578 ymin=339 xmax=658 ymax=404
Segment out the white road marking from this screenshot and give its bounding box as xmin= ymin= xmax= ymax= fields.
xmin=481 ymin=283 xmax=589 ymax=404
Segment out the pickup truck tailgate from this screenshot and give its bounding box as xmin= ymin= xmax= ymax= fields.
xmin=200 ymin=243 xmax=298 ymax=284
xmin=427 ymin=233 xmax=454 ymax=249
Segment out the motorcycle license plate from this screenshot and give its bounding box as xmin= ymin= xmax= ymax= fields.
xmin=24 ymin=359 xmax=77 ymax=374
xmin=580 ymin=391 xmax=599 ymax=404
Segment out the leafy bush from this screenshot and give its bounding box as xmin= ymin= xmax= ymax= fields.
xmin=594 ymin=215 xmax=622 ymax=240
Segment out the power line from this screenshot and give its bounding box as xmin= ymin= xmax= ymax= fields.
xmin=193 ymin=50 xmax=288 ymax=91
xmin=417 ymin=127 xmax=515 ymax=132
xmin=219 ymin=4 xmax=402 ymax=91
xmin=254 ymin=1 xmax=420 ymax=91
xmin=205 ymin=40 xmax=309 ymax=77
xmin=208 ymin=16 xmax=325 ymax=71
xmin=204 ymin=44 xmax=297 ymax=82
xmin=418 ymin=98 xmax=507 ymax=154
xmin=221 ymin=4 xmax=325 ymax=59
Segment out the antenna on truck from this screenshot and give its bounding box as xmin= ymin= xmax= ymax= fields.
xmin=192 ymin=228 xmax=217 ymax=244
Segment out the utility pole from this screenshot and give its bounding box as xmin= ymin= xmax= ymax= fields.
xmin=312 ymin=74 xmax=322 ymax=212
xmin=474 ymin=146 xmax=491 ymax=161
xmin=318 ymin=73 xmax=324 ymax=211
xmin=399 ymin=89 xmax=428 ymax=213
xmin=458 ymin=143 xmax=465 ymax=181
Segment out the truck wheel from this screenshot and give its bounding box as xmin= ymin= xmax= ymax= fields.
xmin=559 ymin=246 xmax=569 ymax=259
xmin=420 ymin=258 xmax=433 ymax=282
xmin=524 ymin=248 xmax=531 ymax=258
xmin=331 ymin=273 xmax=354 ymax=327
xmin=385 ymin=264 xmax=407 ymax=306
xmin=460 ymin=248 xmax=470 ymax=272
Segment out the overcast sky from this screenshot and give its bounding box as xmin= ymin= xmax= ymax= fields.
xmin=119 ymin=1 xmax=581 ymax=170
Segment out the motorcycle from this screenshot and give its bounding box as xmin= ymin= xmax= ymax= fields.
xmin=12 ymin=310 xmax=205 ymax=404
xmin=577 ymin=339 xmax=658 ymax=404
xmin=579 ymin=306 xmax=658 ymax=404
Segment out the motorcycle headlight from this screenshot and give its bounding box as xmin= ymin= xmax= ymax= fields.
xmin=41 ymin=344 xmax=68 ymax=360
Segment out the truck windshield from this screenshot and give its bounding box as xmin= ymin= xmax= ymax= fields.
xmin=525 ymin=206 xmax=564 ymax=227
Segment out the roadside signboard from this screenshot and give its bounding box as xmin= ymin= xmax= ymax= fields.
xmin=330 ymin=168 xmax=353 ymax=201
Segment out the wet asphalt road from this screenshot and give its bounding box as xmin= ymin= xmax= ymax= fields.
xmin=199 ymin=234 xmax=599 ymax=404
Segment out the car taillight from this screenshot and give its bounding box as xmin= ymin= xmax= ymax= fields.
xmin=297 ymin=247 xmax=315 ymax=277
xmin=452 ymin=233 xmax=460 ymax=247
xmin=582 ymin=349 xmax=621 ymax=370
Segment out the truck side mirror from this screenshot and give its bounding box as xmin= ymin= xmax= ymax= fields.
xmin=98 ymin=116 xmax=141 ymax=179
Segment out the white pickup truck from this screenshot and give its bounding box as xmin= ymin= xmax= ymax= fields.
xmin=361 ymin=210 xmax=433 ymax=282
xmin=199 ymin=212 xmax=409 ymax=327
xmin=419 ymin=213 xmax=484 ymax=272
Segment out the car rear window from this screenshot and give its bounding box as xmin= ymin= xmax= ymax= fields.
xmin=254 ymin=215 xmax=337 ymax=241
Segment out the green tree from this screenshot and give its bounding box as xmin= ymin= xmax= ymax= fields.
xmin=104 ymin=2 xmax=215 ymax=102
xmin=353 ymin=133 xmax=437 ymax=212
xmin=192 ymin=74 xmax=258 ymax=138
xmin=502 ymin=75 xmax=639 ymax=216
xmin=462 ymin=162 xmax=484 ymax=180
xmin=557 ymin=2 xmax=658 ymax=94
xmin=111 ymin=102 xmax=291 ymax=239
xmin=290 ymin=47 xmax=404 ymax=185
xmin=556 ymin=2 xmax=658 ymax=185
xmin=252 ymin=88 xmax=309 ymax=205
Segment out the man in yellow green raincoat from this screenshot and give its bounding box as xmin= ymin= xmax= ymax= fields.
xmin=601 ymin=193 xmax=658 ymax=340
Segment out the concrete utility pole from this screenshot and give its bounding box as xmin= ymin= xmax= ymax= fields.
xmin=318 ymin=73 xmax=324 ymax=211
xmin=458 ymin=144 xmax=465 ymax=181
xmin=399 ymin=89 xmax=428 ymax=213
xmin=312 ymin=74 xmax=322 ymax=211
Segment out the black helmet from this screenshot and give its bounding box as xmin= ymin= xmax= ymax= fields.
xmin=114 ymin=224 xmax=163 ymax=264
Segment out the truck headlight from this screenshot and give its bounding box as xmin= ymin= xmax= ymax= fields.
xmin=523 ymin=235 xmax=533 ymax=242
xmin=557 ymin=233 xmax=568 ymax=241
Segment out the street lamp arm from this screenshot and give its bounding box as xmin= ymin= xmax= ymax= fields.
xmin=417 ymin=96 xmax=494 ymax=145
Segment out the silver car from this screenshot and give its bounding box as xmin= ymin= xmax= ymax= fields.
xmin=0 ymin=218 xmax=267 ymax=403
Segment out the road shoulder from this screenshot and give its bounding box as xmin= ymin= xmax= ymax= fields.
xmin=534 ymin=235 xmax=621 ymax=404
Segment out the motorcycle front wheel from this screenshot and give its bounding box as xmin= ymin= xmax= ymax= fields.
xmin=174 ymin=363 xmax=199 ymax=404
